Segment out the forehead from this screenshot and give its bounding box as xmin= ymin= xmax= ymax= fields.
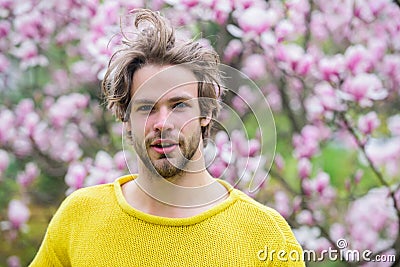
xmin=131 ymin=64 xmax=198 ymax=101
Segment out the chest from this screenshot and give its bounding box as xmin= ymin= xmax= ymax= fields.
xmin=68 ymin=216 xmax=275 ymax=267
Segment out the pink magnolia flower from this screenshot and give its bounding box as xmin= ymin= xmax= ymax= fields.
xmin=353 ymin=0 xmax=386 ymax=22
xmin=296 ymin=210 xmax=314 ymax=226
xmin=0 ymin=19 xmax=10 ymax=38
xmin=285 ymin=0 xmax=310 ymax=14
xmin=15 ymin=99 xmax=34 ymax=124
xmin=0 ymin=149 xmax=9 ymax=173
xmin=231 ymin=130 xmax=261 ymax=157
xmin=264 ymin=83 xmax=282 ymax=111
xmin=368 ymin=39 xmax=387 ymax=66
xmin=55 ymin=24 xmax=80 ymax=45
xmin=49 ymin=93 xmax=89 ymax=128
xmin=91 ymin=1 xmax=119 ymax=37
xmin=71 ymin=61 xmax=98 ymax=83
xmin=314 ymin=82 xmax=340 ymax=111
xmin=367 ymin=0 xmax=390 ymax=16
xmin=12 ymin=137 xmax=32 ymax=158
xmin=357 ymin=111 xmax=380 ymax=135
xmin=17 ymin=162 xmax=39 ymax=187
xmin=301 ymin=179 xmax=313 ymax=196
xmin=0 ymin=53 xmax=10 ymax=73
xmin=354 ymin=169 xmax=363 ymax=184
xmin=7 ymin=256 xmax=21 ymax=267
xmin=274 ymin=191 xmax=291 ymax=218
xmin=274 ymin=153 xmax=285 ymax=171
xmin=344 ymin=45 xmax=371 ymax=74
xmin=237 ymin=7 xmax=278 ymax=34
xmin=388 ymin=114 xmax=400 ymax=136
xmin=208 ymin=159 xmax=227 ymax=178
xmin=293 ymin=226 xmax=324 ymax=250
xmin=94 ymin=150 xmax=114 ymax=171
xmin=329 ymin=223 xmax=346 ymax=243
xmin=0 ymin=109 xmax=16 ymax=144
xmin=32 ymin=122 xmax=50 ymax=152
xmin=275 ymin=19 xmax=295 ymax=42
xmin=315 ymin=172 xmax=330 ymax=194
xmin=11 ymin=41 xmax=48 ymax=69
xmin=341 ymin=73 xmax=387 ymax=107
xmin=223 ymin=39 xmax=243 ymax=62
xmin=20 ymin=111 xmax=40 ymax=137
xmin=295 ymin=54 xmax=314 ymax=76
xmin=231 ymin=96 xmax=247 ymax=115
xmin=346 ymin=187 xmax=397 ymax=251
xmin=181 ymin=0 xmax=198 ymax=8
xmin=13 ymin=9 xmax=55 ymax=41
xmin=65 ymin=162 xmax=87 ymax=193
xmin=241 ymin=54 xmax=266 ymax=79
xmin=233 ymin=0 xmax=258 ymax=9
xmin=59 ymin=141 xmax=83 ymax=162
xmin=318 ymin=54 xmax=345 ymax=82
xmin=211 ymin=0 xmax=232 ymax=25
xmin=85 ymin=167 xmax=122 ymax=186
xmin=0 ymin=0 xmax=13 ymax=9
xmin=381 ymin=54 xmax=400 ymax=84
xmin=298 ymin=158 xmax=312 ymax=179
xmin=114 ymin=150 xmax=129 ymax=171
xmin=275 ymin=43 xmax=304 ymax=72
xmin=231 ymin=85 xmax=257 ymax=115
xmin=365 ymin=137 xmax=400 ymax=177
xmin=8 ymin=200 xmax=30 ymax=229
xmin=304 ymin=95 xmax=325 ymax=121
xmin=215 ymin=130 xmax=229 ymax=150
xmin=310 ymin=12 xmax=328 ymax=41
xmin=293 ymin=125 xmax=328 ymax=159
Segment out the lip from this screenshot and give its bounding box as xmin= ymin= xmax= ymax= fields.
xmin=151 ymin=144 xmax=178 ymax=154
xmin=150 ymin=139 xmax=179 ymax=154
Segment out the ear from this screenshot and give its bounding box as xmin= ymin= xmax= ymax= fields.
xmin=200 ymin=116 xmax=212 ymax=127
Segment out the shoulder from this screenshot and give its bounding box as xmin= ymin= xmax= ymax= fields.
xmin=231 ymin=188 xmax=300 ymax=245
xmin=49 ymin=183 xmax=115 ymax=227
xmin=60 ymin=183 xmax=114 ymax=210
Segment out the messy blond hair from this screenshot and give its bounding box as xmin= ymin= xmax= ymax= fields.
xmin=102 ymin=9 xmax=223 ymax=144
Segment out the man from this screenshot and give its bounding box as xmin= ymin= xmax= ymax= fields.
xmin=30 ymin=9 xmax=305 ymax=266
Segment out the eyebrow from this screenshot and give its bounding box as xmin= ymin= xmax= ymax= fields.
xmin=132 ymin=95 xmax=194 ymax=106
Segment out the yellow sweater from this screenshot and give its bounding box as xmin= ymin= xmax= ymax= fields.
xmin=30 ymin=175 xmax=305 ymax=266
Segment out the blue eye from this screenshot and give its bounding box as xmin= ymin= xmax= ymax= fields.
xmin=137 ymin=105 xmax=153 ymax=112
xmin=173 ymin=102 xmax=188 ymax=109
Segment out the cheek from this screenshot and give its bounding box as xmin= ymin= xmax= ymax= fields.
xmin=128 ymin=122 xmax=144 ymax=140
xmin=180 ymin=117 xmax=201 ymax=135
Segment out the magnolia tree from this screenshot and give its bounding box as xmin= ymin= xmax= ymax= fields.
xmin=1 ymin=0 xmax=400 ymax=266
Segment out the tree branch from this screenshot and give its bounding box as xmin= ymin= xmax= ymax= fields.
xmin=338 ymin=112 xmax=388 ymax=187
xmin=278 ymin=76 xmax=301 ymax=133
xmin=338 ymin=112 xmax=400 ymax=266
xmin=269 ymin=168 xmax=299 ymax=196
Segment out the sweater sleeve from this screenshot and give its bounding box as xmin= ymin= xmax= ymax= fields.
xmin=28 ymin=190 xmax=80 ymax=267
xmin=283 ymin=241 xmax=305 ymax=266
xmin=266 ymin=207 xmax=306 ymax=267
xmin=29 ymin=231 xmax=64 ymax=267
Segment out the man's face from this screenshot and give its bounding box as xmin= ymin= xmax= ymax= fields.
xmin=127 ymin=64 xmax=204 ymax=178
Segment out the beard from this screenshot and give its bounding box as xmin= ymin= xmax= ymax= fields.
xmin=132 ymin=128 xmax=201 ymax=178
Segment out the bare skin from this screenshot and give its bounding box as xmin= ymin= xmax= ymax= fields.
xmin=122 ymin=64 xmax=229 ymax=218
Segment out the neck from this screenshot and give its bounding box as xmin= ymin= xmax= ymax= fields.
xmin=122 ymin=161 xmax=229 ymax=218
xmin=135 ymin=162 xmax=226 ymax=207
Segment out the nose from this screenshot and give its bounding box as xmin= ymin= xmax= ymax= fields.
xmin=152 ymin=106 xmax=173 ymax=132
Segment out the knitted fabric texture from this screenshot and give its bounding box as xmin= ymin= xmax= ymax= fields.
xmin=30 ymin=175 xmax=305 ymax=266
